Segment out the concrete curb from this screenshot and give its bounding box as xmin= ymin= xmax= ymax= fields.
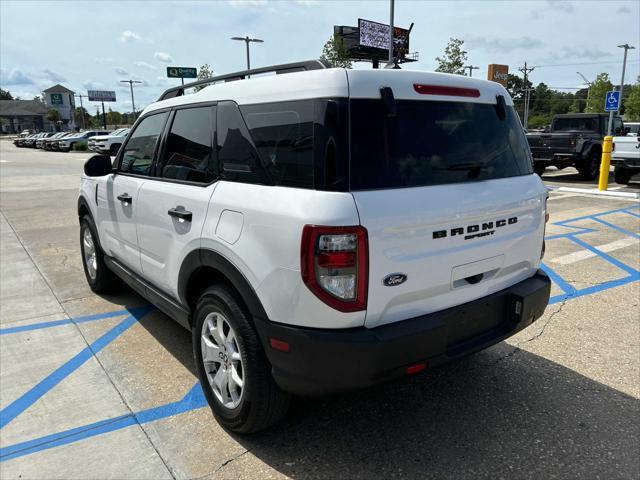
xmin=547 ymin=186 xmax=640 ymax=200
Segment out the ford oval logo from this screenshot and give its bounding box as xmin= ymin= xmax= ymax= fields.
xmin=383 ymin=273 xmax=407 ymax=287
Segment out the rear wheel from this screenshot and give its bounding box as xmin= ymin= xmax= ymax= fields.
xmin=192 ymin=285 xmax=290 ymax=434
xmin=80 ymin=215 xmax=119 ymax=293
xmin=533 ymin=164 xmax=546 ymax=176
xmin=577 ymin=150 xmax=601 ymax=180
xmin=614 ymin=164 xmax=632 ymax=185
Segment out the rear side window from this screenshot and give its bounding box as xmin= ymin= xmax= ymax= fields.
xmin=217 ymin=101 xmax=265 ymax=184
xmin=241 ymin=101 xmax=314 ymax=188
xmin=120 ymin=112 xmax=168 ymax=176
xmin=350 ymin=99 xmax=533 ymax=190
xmin=160 ymin=107 xmax=215 ymax=183
xmin=553 ymin=117 xmax=598 ymax=132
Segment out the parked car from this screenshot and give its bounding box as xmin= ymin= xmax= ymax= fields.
xmin=24 ymin=132 xmax=47 ymax=148
xmin=13 ymin=132 xmax=33 ymax=147
xmin=612 ymin=134 xmax=640 ymax=184
xmin=59 ymin=130 xmax=111 ymax=152
xmin=90 ymin=128 xmax=130 ymax=155
xmin=623 ymin=122 xmax=639 ymax=136
xmin=35 ymin=132 xmax=57 ymax=149
xmin=527 ymin=113 xmax=625 ymax=179
xmin=48 ymin=132 xmax=74 ymax=151
xmin=79 ymin=60 xmax=551 ymax=433
xmin=42 ymin=132 xmax=70 ymax=150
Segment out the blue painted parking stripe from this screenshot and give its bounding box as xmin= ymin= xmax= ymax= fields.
xmin=553 ymin=205 xmax=639 ymax=225
xmin=0 ymin=308 xmax=149 ymax=336
xmin=541 ymin=263 xmax=577 ymax=295
xmin=0 ymin=306 xmax=154 ymax=430
xmin=591 ymin=217 xmax=640 ymax=239
xmin=569 ymin=236 xmax=639 ymax=276
xmin=0 ymin=383 xmax=207 ymax=462
xmin=623 ymin=209 xmax=640 ymax=218
xmin=549 ymin=274 xmax=639 ymax=305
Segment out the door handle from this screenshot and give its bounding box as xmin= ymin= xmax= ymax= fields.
xmin=117 ymin=193 xmax=132 ymax=205
xmin=168 ymin=207 xmax=192 ymax=222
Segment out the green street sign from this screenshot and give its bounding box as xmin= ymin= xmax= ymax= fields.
xmin=50 ymin=93 xmax=63 ymax=105
xmin=166 ymin=67 xmax=198 ymax=79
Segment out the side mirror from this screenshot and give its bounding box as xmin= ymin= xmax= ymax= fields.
xmin=84 ymin=155 xmax=113 ymax=177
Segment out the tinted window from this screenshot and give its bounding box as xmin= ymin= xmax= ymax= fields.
xmin=553 ymin=117 xmax=598 ymax=132
xmin=160 ymin=107 xmax=215 ymax=183
xmin=613 ymin=117 xmax=624 ymax=135
xmin=241 ymin=101 xmax=314 ymax=188
xmin=350 ymin=99 xmax=533 ymax=190
xmin=120 ymin=112 xmax=168 ymax=176
xmin=217 ymin=101 xmax=265 ymax=184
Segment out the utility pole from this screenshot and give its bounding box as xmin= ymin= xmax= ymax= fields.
xmin=387 ymin=0 xmax=395 ymax=67
xmin=607 ymin=43 xmax=635 ymax=135
xmin=576 ymin=72 xmax=593 ymax=111
xmin=231 ymin=36 xmax=264 ymax=77
xmin=463 ymin=65 xmax=479 ymax=77
xmin=119 ymin=79 xmax=143 ymax=125
xmin=519 ymin=62 xmax=535 ymax=130
xmin=74 ymin=94 xmax=88 ymax=130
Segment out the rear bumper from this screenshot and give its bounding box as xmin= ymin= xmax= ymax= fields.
xmin=256 ymin=270 xmax=551 ymax=396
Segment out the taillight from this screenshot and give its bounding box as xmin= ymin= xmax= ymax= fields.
xmin=413 ymin=84 xmax=481 ymax=98
xmin=301 ymin=225 xmax=368 ymax=312
xmin=542 ymin=193 xmax=549 ymax=259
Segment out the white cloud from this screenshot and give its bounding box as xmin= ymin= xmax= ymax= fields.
xmin=120 ymin=30 xmax=141 ymax=43
xmin=114 ymin=67 xmax=129 ymax=76
xmin=134 ymin=61 xmax=157 ymax=70
xmin=95 ymin=57 xmax=115 ymax=63
xmin=467 ymin=36 xmax=544 ymax=53
xmin=546 ymin=0 xmax=573 ymax=13
xmin=0 ymin=68 xmax=34 ymax=85
xmin=42 ymin=68 xmax=66 ymax=83
xmin=227 ymin=0 xmax=268 ymax=6
xmin=154 ymin=51 xmax=174 ymax=63
xmin=82 ymin=81 xmax=105 ymax=90
xmin=616 ymin=6 xmax=631 ymax=14
xmin=543 ymin=46 xmax=613 ymax=62
xmin=294 ymin=0 xmax=319 ymax=5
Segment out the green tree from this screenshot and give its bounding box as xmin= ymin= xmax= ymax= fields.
xmin=107 ymin=108 xmax=123 ymax=126
xmin=0 ymin=88 xmax=12 ymax=100
xmin=47 ymin=108 xmax=60 ymax=123
xmin=585 ymin=73 xmax=614 ymax=113
xmin=74 ymin=107 xmax=91 ymax=128
xmin=320 ymin=35 xmax=352 ymax=69
xmin=32 ymin=95 xmax=45 ymax=104
xmin=435 ymin=38 xmax=467 ymax=75
xmin=194 ymin=64 xmax=214 ymax=92
xmin=92 ymin=107 xmax=104 ymax=128
xmin=622 ymin=77 xmax=640 ymax=121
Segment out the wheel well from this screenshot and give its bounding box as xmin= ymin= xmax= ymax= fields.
xmin=78 ymin=199 xmax=90 ymax=222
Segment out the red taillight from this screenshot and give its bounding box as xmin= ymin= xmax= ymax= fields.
xmin=301 ymin=225 xmax=368 ymax=312
xmin=406 ymin=362 xmax=427 ymax=375
xmin=413 ymin=84 xmax=481 ymax=98
xmin=269 ymin=338 xmax=290 ymax=353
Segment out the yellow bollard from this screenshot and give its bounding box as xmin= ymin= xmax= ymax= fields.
xmin=598 ymin=136 xmax=613 ymax=191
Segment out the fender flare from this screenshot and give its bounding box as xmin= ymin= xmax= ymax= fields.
xmin=178 ymin=249 xmax=268 ymax=322
xmin=77 ymin=195 xmax=92 ymax=220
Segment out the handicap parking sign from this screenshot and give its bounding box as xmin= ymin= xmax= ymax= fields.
xmin=605 ymin=90 xmax=620 ymax=112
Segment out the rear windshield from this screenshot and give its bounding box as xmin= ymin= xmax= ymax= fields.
xmin=349 ymin=99 xmax=533 ymax=190
xmin=552 ymin=117 xmax=598 ymax=132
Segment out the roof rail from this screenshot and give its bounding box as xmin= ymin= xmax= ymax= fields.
xmin=157 ymin=59 xmax=331 ymax=101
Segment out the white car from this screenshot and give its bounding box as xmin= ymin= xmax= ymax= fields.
xmin=78 ymin=60 xmax=551 ymax=433
xmin=89 ymin=128 xmax=130 ymax=155
xmin=613 ymin=134 xmax=640 ymax=184
xmin=59 ymin=130 xmax=111 ymax=152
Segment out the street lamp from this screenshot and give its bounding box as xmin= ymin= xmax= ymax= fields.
xmin=119 ymin=79 xmax=143 ymax=125
xmin=607 ymin=43 xmax=636 ymax=135
xmin=231 ymin=36 xmax=264 ymax=74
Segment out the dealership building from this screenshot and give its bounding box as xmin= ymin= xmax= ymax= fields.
xmin=43 ymin=84 xmax=75 ymax=129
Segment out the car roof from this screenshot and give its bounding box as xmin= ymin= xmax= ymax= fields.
xmin=143 ymin=68 xmax=511 ymax=116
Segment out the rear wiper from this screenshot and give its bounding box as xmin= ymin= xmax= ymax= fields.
xmin=446 ymin=162 xmax=487 ymax=171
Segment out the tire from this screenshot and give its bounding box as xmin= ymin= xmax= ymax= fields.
xmin=614 ymin=164 xmax=632 ymax=185
xmin=577 ymin=150 xmax=600 ymax=180
xmin=533 ymin=164 xmax=546 ymax=176
xmin=192 ymin=285 xmax=290 ymax=434
xmin=80 ymin=215 xmax=119 ymax=293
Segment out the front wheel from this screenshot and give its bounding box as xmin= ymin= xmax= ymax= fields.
xmin=192 ymin=285 xmax=290 ymax=434
xmin=577 ymin=151 xmax=601 ymax=180
xmin=80 ymin=215 xmax=119 ymax=293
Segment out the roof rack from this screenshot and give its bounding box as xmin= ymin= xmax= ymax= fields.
xmin=157 ymin=59 xmax=331 ymax=101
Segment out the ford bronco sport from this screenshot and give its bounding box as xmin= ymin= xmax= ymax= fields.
xmin=79 ymin=60 xmax=551 ymax=433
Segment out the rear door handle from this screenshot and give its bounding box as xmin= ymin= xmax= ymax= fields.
xmin=168 ymin=207 xmax=192 ymax=222
xmin=117 ymin=193 xmax=132 ymax=204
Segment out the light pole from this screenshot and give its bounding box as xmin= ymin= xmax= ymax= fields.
xmin=464 ymin=65 xmax=479 ymax=77
xmin=119 ymin=79 xmax=143 ymax=125
xmin=74 ymin=94 xmax=88 ymax=130
xmin=231 ymin=36 xmax=264 ymax=75
xmin=607 ymin=43 xmax=635 ymax=135
xmin=576 ymin=72 xmax=592 ymax=111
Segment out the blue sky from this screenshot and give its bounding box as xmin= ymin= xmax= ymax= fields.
xmin=1 ymin=0 xmax=639 ymax=112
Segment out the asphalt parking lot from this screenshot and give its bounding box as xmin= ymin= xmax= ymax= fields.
xmin=0 ymin=139 xmax=638 ymax=480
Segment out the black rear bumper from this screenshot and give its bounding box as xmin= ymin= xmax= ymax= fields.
xmin=255 ymin=271 xmax=551 ymax=396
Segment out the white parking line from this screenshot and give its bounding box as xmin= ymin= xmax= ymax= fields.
xmin=549 ymin=237 xmax=639 ymax=265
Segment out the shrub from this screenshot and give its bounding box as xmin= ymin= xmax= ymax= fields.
xmin=73 ymin=141 xmax=88 ymax=151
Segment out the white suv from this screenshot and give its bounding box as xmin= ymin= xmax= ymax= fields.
xmin=79 ymin=60 xmax=551 ymax=433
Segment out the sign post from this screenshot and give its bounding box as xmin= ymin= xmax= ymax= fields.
xmin=167 ymin=67 xmax=198 ymax=85
xmin=605 ymin=90 xmax=620 ymax=135
xmin=87 ymin=90 xmax=116 ymax=129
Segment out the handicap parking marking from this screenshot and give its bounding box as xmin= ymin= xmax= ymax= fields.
xmin=0 ymin=306 xmax=154 ymax=429
xmin=548 ymin=237 xmax=638 ymax=265
xmin=543 ymin=205 xmax=640 ymax=305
